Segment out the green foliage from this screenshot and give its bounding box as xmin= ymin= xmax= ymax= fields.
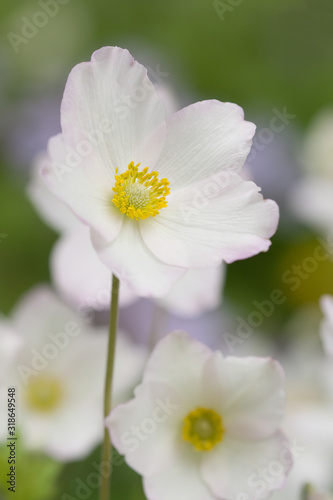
xmin=0 ymin=442 xmax=62 ymax=500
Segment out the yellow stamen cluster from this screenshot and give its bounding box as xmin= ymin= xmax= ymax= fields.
xmin=112 ymin=162 xmax=170 ymax=220
xmin=26 ymin=376 xmax=63 ymax=413
xmin=183 ymin=407 xmax=224 ymax=451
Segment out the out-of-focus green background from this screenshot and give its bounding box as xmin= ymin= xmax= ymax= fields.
xmin=1 ymin=1 xmax=333 ymax=498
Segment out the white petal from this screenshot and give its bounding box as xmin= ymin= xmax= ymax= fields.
xmin=143 ymin=331 xmax=212 ymax=409
xmin=155 ymin=100 xmax=255 ymax=190
xmin=201 ymin=431 xmax=292 ymax=500
xmin=143 ymin=442 xmax=217 ymax=500
xmin=112 ymin=332 xmax=147 ymax=405
xmin=107 ymin=381 xmax=183 ymax=476
xmin=156 ymin=265 xmax=225 ymax=318
xmin=143 ymin=330 xmax=211 ymax=384
xmin=61 ymin=46 xmax=166 ymax=172
xmin=51 ymin=225 xmax=137 ymax=312
xmin=27 ymin=151 xmax=78 ymax=233
xmin=140 ymin=173 xmax=279 ymax=268
xmin=91 ymin=218 xmax=186 ymax=297
xmin=43 ymin=133 xmax=124 ymax=243
xmin=202 ymin=354 xmax=286 ymax=439
xmin=11 ymin=285 xmax=85 ymax=356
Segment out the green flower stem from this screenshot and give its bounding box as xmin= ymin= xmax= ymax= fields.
xmin=100 ymin=274 xmax=120 ymax=500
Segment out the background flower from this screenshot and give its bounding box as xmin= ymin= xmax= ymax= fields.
xmin=0 ymin=286 xmax=145 ymax=461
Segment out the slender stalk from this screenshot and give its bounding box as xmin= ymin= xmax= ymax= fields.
xmin=100 ymin=274 xmax=120 ymax=500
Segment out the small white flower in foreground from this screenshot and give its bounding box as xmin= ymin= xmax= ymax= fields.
xmin=0 ymin=286 xmax=145 ymax=461
xmin=320 ymin=295 xmax=333 ymax=357
xmin=107 ymin=331 xmax=291 ymax=500
xmin=290 ymin=109 xmax=333 ymax=233
xmin=41 ymin=46 xmax=278 ymax=296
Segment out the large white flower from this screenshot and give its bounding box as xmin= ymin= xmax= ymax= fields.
xmin=320 ymin=295 xmax=333 ymax=357
xmin=40 ymin=46 xmax=278 ymax=296
xmin=107 ymin=331 xmax=291 ymax=500
xmin=0 ymin=286 xmax=145 ymax=461
xmin=26 ymin=73 xmax=223 ymax=319
xmin=29 ymin=154 xmax=225 ymax=317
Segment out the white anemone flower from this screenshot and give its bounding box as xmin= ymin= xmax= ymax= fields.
xmin=29 ymin=153 xmax=224 ymax=317
xmin=41 ymin=46 xmax=278 ymax=297
xmin=107 ymin=331 xmax=291 ymax=500
xmin=0 ymin=286 xmax=145 ymax=461
xmin=320 ymin=295 xmax=333 ymax=357
xmin=29 ymin=153 xmax=225 ymax=318
xmin=290 ymin=109 xmax=333 ymax=233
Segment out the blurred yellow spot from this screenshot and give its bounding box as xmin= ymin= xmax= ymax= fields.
xmin=183 ymin=407 xmax=224 ymax=451
xmin=26 ymin=376 xmax=63 ymax=412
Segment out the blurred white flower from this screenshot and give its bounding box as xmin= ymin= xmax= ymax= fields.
xmin=107 ymin=331 xmax=291 ymax=500
xmin=40 ymin=46 xmax=278 ymax=297
xmin=271 ymin=331 xmax=333 ymax=500
xmin=0 ymin=319 xmax=21 ymax=383
xmin=0 ymin=286 xmax=145 ymax=461
xmin=290 ymin=109 xmax=333 ymax=233
xmin=320 ymin=295 xmax=333 ymax=357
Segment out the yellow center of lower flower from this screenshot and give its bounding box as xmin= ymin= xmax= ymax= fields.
xmin=26 ymin=376 xmax=63 ymax=412
xmin=183 ymin=407 xmax=224 ymax=451
xmin=112 ymin=162 xmax=170 ymax=220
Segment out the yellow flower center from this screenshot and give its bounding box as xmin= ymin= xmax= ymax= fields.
xmin=112 ymin=162 xmax=170 ymax=220
xmin=26 ymin=376 xmax=63 ymax=413
xmin=183 ymin=407 xmax=224 ymax=451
